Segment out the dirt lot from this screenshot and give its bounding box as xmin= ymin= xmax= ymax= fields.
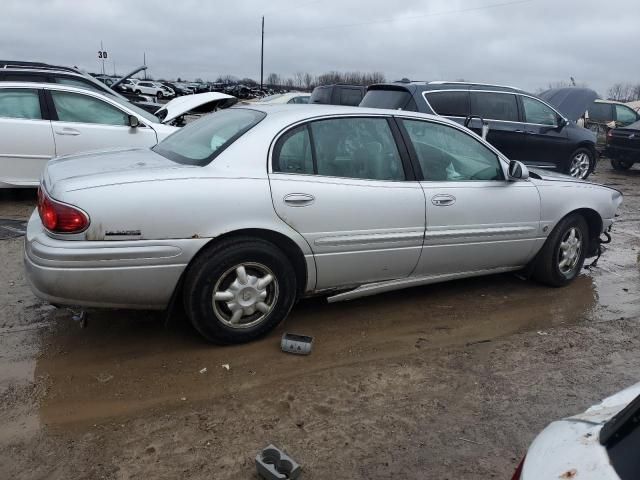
xmin=1 ymin=164 xmax=639 ymax=479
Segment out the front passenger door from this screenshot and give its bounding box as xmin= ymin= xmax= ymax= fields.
xmin=47 ymin=89 xmax=157 ymax=156
xmin=399 ymin=118 xmax=541 ymax=276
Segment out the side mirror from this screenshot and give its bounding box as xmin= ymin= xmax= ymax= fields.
xmin=128 ymin=115 xmax=139 ymax=128
xmin=508 ymin=160 xmax=529 ymax=180
xmin=557 ymin=116 xmax=568 ymax=130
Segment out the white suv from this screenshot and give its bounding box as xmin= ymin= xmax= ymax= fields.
xmin=133 ymin=81 xmax=174 ymax=98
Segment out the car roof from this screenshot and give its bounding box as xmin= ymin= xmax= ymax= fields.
xmin=0 ymin=66 xmax=89 ymax=78
xmin=0 ymin=81 xmax=122 ymax=98
xmin=594 ymin=99 xmax=627 ymax=106
xmin=372 ymin=80 xmax=527 ymax=95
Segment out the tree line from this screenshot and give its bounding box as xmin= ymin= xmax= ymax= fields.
xmin=213 ymin=71 xmax=385 ymax=90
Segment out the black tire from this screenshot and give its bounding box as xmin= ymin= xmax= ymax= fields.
xmin=611 ymin=158 xmax=633 ymax=171
xmin=183 ymin=237 xmax=297 ymax=344
xmin=564 ymin=147 xmax=594 ymax=179
xmin=157 ymin=91 xmax=163 ymax=99
xmin=134 ymin=89 xmax=141 ymax=95
xmin=532 ymin=214 xmax=589 ymax=287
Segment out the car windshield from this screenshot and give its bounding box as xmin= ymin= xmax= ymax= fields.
xmin=360 ymin=89 xmax=413 ymax=109
xmin=152 ymin=108 xmax=266 ymax=166
xmin=260 ymin=94 xmax=284 ymax=102
xmin=107 ymin=94 xmax=160 ymax=123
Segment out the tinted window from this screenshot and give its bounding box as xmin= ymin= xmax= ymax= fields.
xmin=288 ymin=95 xmax=310 ymax=104
xmin=470 ymin=92 xmax=518 ymax=122
xmin=2 ymin=73 xmax=48 ymax=82
xmin=588 ymin=102 xmax=612 ymax=122
xmin=310 ymin=117 xmax=404 ymax=180
xmin=401 ymin=119 xmax=503 ymax=181
xmin=310 ymin=87 xmax=331 ymax=104
xmin=153 ymin=109 xmax=265 ymax=166
xmin=0 ymin=88 xmax=42 ymax=119
xmin=522 ymin=96 xmax=557 ymax=125
xmin=56 ymin=76 xmax=103 ymax=92
xmin=425 ymin=91 xmax=469 ymax=116
xmin=51 ymin=91 xmax=129 ymax=125
xmin=616 ymin=105 xmax=638 ymax=125
xmin=273 ymin=126 xmax=313 ymax=174
xmin=360 ymin=89 xmax=414 ymax=110
xmin=339 ymin=88 xmax=363 ymax=106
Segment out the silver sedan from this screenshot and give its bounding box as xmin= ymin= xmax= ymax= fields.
xmin=24 ymin=105 xmax=623 ymax=343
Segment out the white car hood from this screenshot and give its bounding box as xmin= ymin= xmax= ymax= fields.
xmin=155 ymin=92 xmax=237 ymax=123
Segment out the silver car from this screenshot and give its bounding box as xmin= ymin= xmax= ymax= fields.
xmin=24 ymin=105 xmax=623 ymax=343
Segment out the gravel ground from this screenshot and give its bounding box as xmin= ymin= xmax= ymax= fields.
xmin=0 ymin=163 xmax=638 ymax=479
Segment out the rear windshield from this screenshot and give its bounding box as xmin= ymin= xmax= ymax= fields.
xmin=360 ymin=89 xmax=415 ymax=110
xmin=152 ymin=108 xmax=266 ymax=166
xmin=310 ymin=87 xmax=331 ymax=104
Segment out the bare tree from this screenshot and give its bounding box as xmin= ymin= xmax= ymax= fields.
xmin=266 ymin=73 xmax=281 ymax=87
xmin=303 ymin=72 xmax=313 ymax=90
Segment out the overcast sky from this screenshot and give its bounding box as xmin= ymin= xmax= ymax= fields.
xmin=1 ymin=0 xmax=638 ymax=95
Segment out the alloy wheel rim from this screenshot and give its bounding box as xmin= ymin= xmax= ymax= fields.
xmin=212 ymin=263 xmax=278 ymax=329
xmin=569 ymin=153 xmax=590 ymax=179
xmin=557 ymin=227 xmax=582 ymax=276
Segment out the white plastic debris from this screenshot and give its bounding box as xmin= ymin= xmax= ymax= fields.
xmin=199 ymin=367 xmax=207 ymax=374
xmin=221 ymin=364 xmax=230 ymax=371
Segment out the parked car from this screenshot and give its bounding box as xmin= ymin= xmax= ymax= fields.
xmin=0 ymin=83 xmax=233 ymax=187
xmin=512 ymin=382 xmax=640 ymax=479
xmin=361 ymin=81 xmax=598 ymax=179
xmin=253 ymin=92 xmax=310 ymax=104
xmin=584 ymin=99 xmax=640 ymax=148
xmin=115 ymin=78 xmax=137 ymax=93
xmin=161 ymin=81 xmax=191 ymax=96
xmin=133 ymin=81 xmax=174 ymax=98
xmin=605 ymin=119 xmax=640 ymax=170
xmin=310 ymin=84 xmax=366 ymax=106
xmin=24 ymin=105 xmax=622 ymax=344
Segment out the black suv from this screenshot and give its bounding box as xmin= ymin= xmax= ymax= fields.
xmin=361 ymin=81 xmax=598 ymax=179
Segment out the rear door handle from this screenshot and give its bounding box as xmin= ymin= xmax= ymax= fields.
xmin=54 ymin=127 xmax=81 ymax=136
xmin=431 ymin=194 xmax=456 ymax=207
xmin=284 ymin=193 xmax=315 ymax=207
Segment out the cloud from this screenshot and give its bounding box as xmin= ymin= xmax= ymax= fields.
xmin=0 ymin=0 xmax=637 ymax=95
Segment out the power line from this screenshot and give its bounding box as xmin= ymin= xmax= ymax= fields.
xmin=284 ymin=0 xmax=539 ymax=33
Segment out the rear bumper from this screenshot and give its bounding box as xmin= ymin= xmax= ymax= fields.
xmin=23 ymin=211 xmax=209 ymax=309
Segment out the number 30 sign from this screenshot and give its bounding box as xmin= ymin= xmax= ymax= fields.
xmin=98 ymin=50 xmax=108 ymax=59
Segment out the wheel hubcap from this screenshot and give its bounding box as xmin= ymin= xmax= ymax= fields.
xmin=569 ymin=153 xmax=590 ymax=179
xmin=212 ymin=263 xmax=278 ymax=329
xmin=558 ymin=227 xmax=582 ymax=275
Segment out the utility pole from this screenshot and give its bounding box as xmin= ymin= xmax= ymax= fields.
xmin=143 ymin=52 xmax=147 ymax=79
xmin=260 ymin=16 xmax=264 ymax=90
xmin=100 ymin=40 xmax=105 ymax=75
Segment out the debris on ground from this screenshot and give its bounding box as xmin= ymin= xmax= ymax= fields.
xmin=281 ymin=333 xmax=314 ymax=355
xmin=256 ymin=444 xmax=301 ymax=480
xmin=221 ymin=364 xmax=230 ymax=371
xmin=537 ymin=331 xmax=549 ymax=336
xmin=95 ymin=373 xmax=113 ymax=383
xmin=199 ymin=367 xmax=207 ymax=374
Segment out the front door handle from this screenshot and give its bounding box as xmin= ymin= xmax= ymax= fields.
xmin=54 ymin=127 xmax=81 ymax=136
xmin=284 ymin=193 xmax=315 ymax=207
xmin=431 ymin=194 xmax=456 ymax=207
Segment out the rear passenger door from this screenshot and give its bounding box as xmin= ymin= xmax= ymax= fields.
xmin=0 ymin=87 xmax=55 ymax=186
xmin=468 ymin=91 xmax=524 ymax=161
xmin=268 ymin=116 xmax=426 ymax=289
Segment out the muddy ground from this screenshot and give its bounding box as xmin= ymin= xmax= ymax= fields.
xmin=1 ymin=164 xmax=639 ymax=479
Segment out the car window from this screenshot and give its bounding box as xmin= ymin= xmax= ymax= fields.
xmin=56 ymin=76 xmax=103 ymax=92
xmin=273 ymin=125 xmax=313 ymax=174
xmin=615 ymin=105 xmax=638 ymax=124
xmin=0 ymin=88 xmax=42 ymax=119
xmin=339 ymin=89 xmax=363 ymax=106
xmin=470 ymin=92 xmax=518 ymax=122
xmin=310 ymin=87 xmax=331 ymax=104
xmin=401 ymin=119 xmax=504 ymax=181
xmin=522 ymin=96 xmax=557 ymax=125
xmin=153 ymin=108 xmax=266 ymax=166
xmin=288 ymin=96 xmax=310 ymax=104
xmin=588 ymin=102 xmax=613 ymax=122
xmin=360 ymin=89 xmax=415 ymax=110
xmin=309 ymin=117 xmax=405 ymax=181
xmin=425 ymin=91 xmax=470 ymax=117
xmin=1 ymin=73 xmax=48 ymax=82
xmin=51 ymin=90 xmax=129 ymax=125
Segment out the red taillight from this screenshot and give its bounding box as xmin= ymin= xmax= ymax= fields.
xmin=510 ymin=455 xmax=526 ymax=480
xmin=37 ymin=187 xmax=89 ymax=233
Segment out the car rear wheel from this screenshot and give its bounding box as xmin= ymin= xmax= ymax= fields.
xmin=611 ymin=158 xmax=633 ymax=170
xmin=532 ymin=214 xmax=589 ymax=287
xmin=566 ymin=148 xmax=594 ymax=179
xmin=134 ymin=89 xmax=141 ymax=95
xmin=183 ymin=237 xmax=297 ymax=344
xmin=157 ymin=91 xmax=163 ymax=99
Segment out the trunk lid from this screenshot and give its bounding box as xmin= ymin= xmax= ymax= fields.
xmin=43 ymin=147 xmax=197 ymax=196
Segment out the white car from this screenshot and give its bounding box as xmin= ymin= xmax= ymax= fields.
xmin=133 ymin=80 xmax=173 ymax=98
xmin=0 ymin=82 xmax=234 ymax=187
xmin=254 ymin=92 xmax=310 ymax=104
xmin=514 ymin=383 xmax=640 ymax=479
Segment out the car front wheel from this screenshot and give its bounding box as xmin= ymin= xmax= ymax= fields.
xmin=566 ymin=148 xmax=594 ymax=179
xmin=183 ymin=237 xmax=297 ymax=344
xmin=532 ymin=214 xmax=589 ymax=287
